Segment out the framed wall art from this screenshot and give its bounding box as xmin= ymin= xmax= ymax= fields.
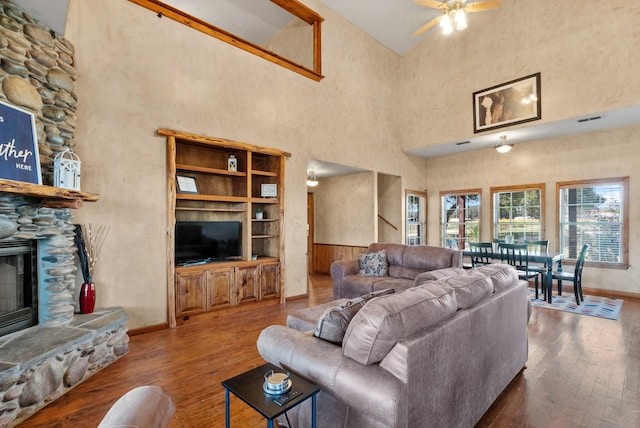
xmin=473 ymin=73 xmax=541 ymax=133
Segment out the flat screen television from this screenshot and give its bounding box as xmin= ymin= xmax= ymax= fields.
xmin=175 ymin=221 xmax=242 ymax=265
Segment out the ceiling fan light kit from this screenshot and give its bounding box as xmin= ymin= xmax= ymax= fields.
xmin=454 ymin=8 xmax=467 ymax=30
xmin=414 ymin=0 xmax=501 ymax=37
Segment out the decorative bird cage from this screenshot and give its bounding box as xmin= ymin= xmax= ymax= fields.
xmin=53 ymin=148 xmax=81 ymax=190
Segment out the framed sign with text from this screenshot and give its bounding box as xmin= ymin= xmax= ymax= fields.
xmin=0 ymin=100 xmax=41 ymax=184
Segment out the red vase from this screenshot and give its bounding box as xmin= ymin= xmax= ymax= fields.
xmin=79 ymin=283 xmax=96 ymax=314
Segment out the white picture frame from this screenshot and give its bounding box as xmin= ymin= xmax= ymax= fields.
xmin=261 ymin=183 xmax=277 ymax=198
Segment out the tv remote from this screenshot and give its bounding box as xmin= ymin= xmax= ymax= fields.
xmin=273 ymin=390 xmax=302 ymax=406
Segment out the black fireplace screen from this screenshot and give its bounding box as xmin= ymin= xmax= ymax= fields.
xmin=0 ymin=240 xmax=37 ymax=337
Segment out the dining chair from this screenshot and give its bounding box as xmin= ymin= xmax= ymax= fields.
xmin=499 ymin=243 xmax=541 ymax=298
xmin=492 ymin=238 xmax=505 ymax=252
xmin=445 ymin=238 xmax=459 ymax=250
xmin=469 ymin=242 xmax=493 ymax=268
xmin=526 ymin=239 xmax=549 ymax=285
xmin=552 ymin=243 xmax=590 ymax=305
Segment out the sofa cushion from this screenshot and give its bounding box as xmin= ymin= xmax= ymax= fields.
xmin=287 ymin=299 xmax=350 ymax=332
xmin=379 ymin=245 xmax=459 ymax=279
xmin=475 ymin=263 xmax=519 ymax=293
xmin=402 ymin=245 xmax=458 ymax=271
xmin=440 ymin=270 xmax=494 ymax=309
xmin=340 ymin=275 xmax=391 ymax=298
xmin=371 ymin=277 xmax=414 ymax=293
xmin=368 ymin=243 xmax=406 ymax=267
xmin=314 ymin=289 xmax=396 ymax=344
xmin=358 ymin=250 xmax=388 ymax=276
xmin=389 ymin=265 xmax=427 ymax=280
xmin=342 ymin=282 xmax=457 ymax=365
xmin=414 ymin=268 xmax=467 ymax=285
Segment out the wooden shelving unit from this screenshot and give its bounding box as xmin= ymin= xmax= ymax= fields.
xmin=160 ymin=129 xmax=290 ymax=327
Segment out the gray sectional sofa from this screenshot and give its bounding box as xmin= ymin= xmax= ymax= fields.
xmin=330 ymin=243 xmax=464 ymax=299
xmin=257 ymin=264 xmax=529 ymax=428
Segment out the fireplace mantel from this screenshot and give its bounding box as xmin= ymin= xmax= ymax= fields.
xmin=0 ymin=178 xmax=99 ymax=208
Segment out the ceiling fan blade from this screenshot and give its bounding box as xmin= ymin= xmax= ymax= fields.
xmin=414 ymin=0 xmax=445 ymax=10
xmin=464 ymin=0 xmax=501 ymax=13
xmin=412 ymin=15 xmax=442 ymax=36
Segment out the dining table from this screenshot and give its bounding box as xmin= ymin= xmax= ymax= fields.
xmin=462 ymin=248 xmax=564 ymax=303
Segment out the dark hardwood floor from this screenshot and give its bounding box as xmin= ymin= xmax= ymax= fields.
xmin=18 ymin=274 xmax=640 ymax=428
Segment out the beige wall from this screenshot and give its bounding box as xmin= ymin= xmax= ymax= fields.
xmin=378 ymin=173 xmax=403 ymax=243
xmin=399 ymin=0 xmax=640 ymax=295
xmin=425 ymin=124 xmax=640 ymax=294
xmin=313 ymin=172 xmax=375 ymax=247
xmin=399 ymin=0 xmax=640 ymax=150
xmin=64 ymin=0 xmax=639 ymax=329
xmin=65 ymin=0 xmax=427 ymax=329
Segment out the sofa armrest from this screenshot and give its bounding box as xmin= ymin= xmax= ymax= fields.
xmin=257 ymin=325 xmax=406 ymax=426
xmin=330 ymin=259 xmax=360 ymax=298
xmin=98 ymin=386 xmax=175 ymax=428
xmin=451 ymin=249 xmax=463 ymax=268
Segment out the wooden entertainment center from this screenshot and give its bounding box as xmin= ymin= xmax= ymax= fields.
xmin=160 ymin=129 xmax=290 ymax=327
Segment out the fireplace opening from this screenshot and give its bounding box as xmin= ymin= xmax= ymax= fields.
xmin=0 ymin=240 xmax=38 ymax=337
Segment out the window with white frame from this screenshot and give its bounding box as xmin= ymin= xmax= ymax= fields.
xmin=406 ymin=190 xmax=427 ymax=246
xmin=557 ymin=177 xmax=629 ymax=267
xmin=440 ymin=190 xmax=481 ymax=250
xmin=491 ymin=184 xmax=544 ymax=243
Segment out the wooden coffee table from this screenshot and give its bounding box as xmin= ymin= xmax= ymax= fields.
xmin=222 ymin=362 xmax=320 ymax=428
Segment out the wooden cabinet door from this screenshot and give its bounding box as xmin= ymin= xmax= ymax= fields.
xmin=236 ymin=266 xmax=258 ymax=305
xmin=175 ymin=271 xmax=206 ymax=316
xmin=207 ymin=268 xmax=235 ymax=310
xmin=260 ymin=262 xmax=280 ymax=300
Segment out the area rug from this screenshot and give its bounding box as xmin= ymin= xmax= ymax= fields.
xmin=528 ymin=289 xmax=623 ymax=320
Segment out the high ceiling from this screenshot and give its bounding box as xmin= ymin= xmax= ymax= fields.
xmin=12 ymin=0 xmax=68 ymax=35
xmin=11 ymin=0 xmax=640 ymax=166
xmin=10 ymin=0 xmax=447 ymax=54
xmin=319 ymin=0 xmax=437 ymax=55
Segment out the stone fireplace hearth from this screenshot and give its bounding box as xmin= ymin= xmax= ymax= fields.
xmin=0 ymin=307 xmax=128 ymax=427
xmin=0 ymin=195 xmax=129 ymax=427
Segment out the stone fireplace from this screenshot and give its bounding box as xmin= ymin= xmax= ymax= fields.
xmin=0 ymin=194 xmax=84 ymax=331
xmin=0 ymin=239 xmax=37 ymax=337
xmin=0 ymin=195 xmax=129 ymax=427
xmin=0 ymin=2 xmax=129 ymax=426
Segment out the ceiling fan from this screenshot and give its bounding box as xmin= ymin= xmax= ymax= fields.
xmin=413 ymin=0 xmax=501 ymax=36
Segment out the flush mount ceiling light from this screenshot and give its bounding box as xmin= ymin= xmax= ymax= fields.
xmin=306 ymin=170 xmax=319 ymax=187
xmin=413 ymin=0 xmax=501 ymax=37
xmin=495 ymin=135 xmax=513 ymax=153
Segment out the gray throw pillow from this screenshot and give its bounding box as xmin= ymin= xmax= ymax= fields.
xmin=358 ymin=250 xmax=388 ymax=276
xmin=314 ymin=289 xmax=395 ymax=344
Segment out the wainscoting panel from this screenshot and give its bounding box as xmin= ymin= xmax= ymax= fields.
xmin=313 ymin=243 xmax=367 ymax=274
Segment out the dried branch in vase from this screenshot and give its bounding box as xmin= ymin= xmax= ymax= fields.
xmin=74 ymin=223 xmax=109 ymax=284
